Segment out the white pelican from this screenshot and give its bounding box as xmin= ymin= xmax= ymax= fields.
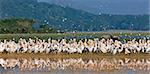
xmin=112 ymin=48 xmax=118 ymax=55
xmin=100 ymin=43 xmax=107 ymax=53
xmin=0 ymin=42 xmax=5 ymax=53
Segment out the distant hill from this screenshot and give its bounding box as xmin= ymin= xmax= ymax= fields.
xmin=38 ymin=0 xmax=149 ymax=15
xmin=0 ymin=0 xmax=149 ymax=32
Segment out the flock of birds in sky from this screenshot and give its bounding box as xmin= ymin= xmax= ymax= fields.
xmin=0 ymin=38 xmax=149 ymax=54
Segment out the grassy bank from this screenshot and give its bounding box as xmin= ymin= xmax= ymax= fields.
xmin=0 ymin=31 xmax=149 ymax=41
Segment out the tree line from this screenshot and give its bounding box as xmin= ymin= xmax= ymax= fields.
xmin=0 ymin=18 xmax=58 ymax=34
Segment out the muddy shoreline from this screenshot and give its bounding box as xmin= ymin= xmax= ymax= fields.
xmin=0 ymin=53 xmax=149 ymax=59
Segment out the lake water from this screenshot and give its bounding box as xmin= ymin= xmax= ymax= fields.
xmin=0 ymin=56 xmax=149 ymax=74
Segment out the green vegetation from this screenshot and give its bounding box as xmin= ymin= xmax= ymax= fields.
xmin=0 ymin=32 xmax=149 ymax=41
xmin=0 ymin=18 xmax=149 ymax=40
xmin=0 ymin=0 xmax=149 ymax=31
xmin=0 ymin=18 xmax=35 ymax=33
xmin=0 ymin=18 xmax=58 ymax=34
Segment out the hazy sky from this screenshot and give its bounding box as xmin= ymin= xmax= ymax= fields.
xmin=38 ymin=0 xmax=149 ymax=15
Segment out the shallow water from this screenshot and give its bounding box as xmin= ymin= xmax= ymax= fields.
xmin=120 ymin=36 xmax=150 ymax=39
xmin=0 ymin=56 xmax=150 ymax=74
xmin=1 ymin=69 xmax=150 ymax=74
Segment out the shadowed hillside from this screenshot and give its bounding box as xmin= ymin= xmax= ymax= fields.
xmin=0 ymin=0 xmax=149 ymax=32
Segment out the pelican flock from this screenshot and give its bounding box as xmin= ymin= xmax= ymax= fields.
xmin=0 ymin=38 xmax=149 ymax=54
xmin=0 ymin=58 xmax=150 ymax=71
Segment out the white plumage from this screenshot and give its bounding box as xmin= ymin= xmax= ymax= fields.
xmin=0 ymin=38 xmax=149 ymax=54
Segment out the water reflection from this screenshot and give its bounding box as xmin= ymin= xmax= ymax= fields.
xmin=0 ymin=57 xmax=150 ymax=71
